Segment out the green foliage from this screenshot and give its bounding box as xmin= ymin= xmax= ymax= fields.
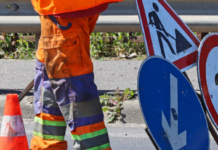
xmin=0 ymin=32 xmax=146 ymax=60
xmin=90 ymin=32 xmax=115 ymax=59
xmin=100 ymin=88 xmax=135 ymax=123
xmin=123 ymin=88 xmax=135 ymax=99
xmin=0 ymin=33 xmax=36 ymax=59
xmin=90 ymin=32 xmax=146 ymax=59
xmin=102 ymin=106 xmax=109 ymax=112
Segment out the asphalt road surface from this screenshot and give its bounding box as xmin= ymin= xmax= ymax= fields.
xmin=0 ymin=59 xmax=217 ymax=149
xmin=0 ymin=118 xmax=217 ymax=149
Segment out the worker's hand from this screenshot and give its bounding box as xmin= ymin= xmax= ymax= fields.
xmin=149 ymin=21 xmax=154 ymax=26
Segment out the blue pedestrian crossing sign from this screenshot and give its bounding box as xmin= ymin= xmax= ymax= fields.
xmin=138 ymin=56 xmax=209 ymax=150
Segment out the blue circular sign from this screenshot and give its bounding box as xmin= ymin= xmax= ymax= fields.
xmin=138 ymin=56 xmax=209 ymax=150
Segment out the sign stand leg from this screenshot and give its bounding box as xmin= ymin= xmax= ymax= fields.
xmin=183 ymin=72 xmax=218 ymax=145
xmin=19 ymin=79 xmax=34 ymax=102
xmin=197 ymin=93 xmax=218 ymax=145
xmin=145 ymin=127 xmax=159 ymax=150
xmin=18 ymin=33 xmax=40 ymax=102
xmin=183 ymin=72 xmax=191 ymax=84
xmin=206 ymin=114 xmax=218 ymax=145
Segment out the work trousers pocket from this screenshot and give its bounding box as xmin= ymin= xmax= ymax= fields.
xmin=43 ymin=33 xmax=83 ymax=79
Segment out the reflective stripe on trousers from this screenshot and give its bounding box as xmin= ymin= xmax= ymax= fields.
xmin=31 ymin=14 xmax=111 ymax=150
xmin=30 ymin=60 xmax=111 ymax=150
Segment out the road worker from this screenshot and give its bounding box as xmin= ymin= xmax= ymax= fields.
xmin=30 ymin=0 xmax=123 ymax=149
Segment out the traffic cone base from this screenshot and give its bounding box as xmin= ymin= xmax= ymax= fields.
xmin=0 ymin=136 xmax=29 ymax=149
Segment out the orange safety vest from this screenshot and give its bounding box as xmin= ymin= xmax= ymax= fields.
xmin=31 ymin=0 xmax=123 ymax=15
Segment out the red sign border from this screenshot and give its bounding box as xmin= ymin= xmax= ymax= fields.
xmin=136 ymin=0 xmax=200 ymax=70
xmin=198 ymin=34 xmax=218 ymax=129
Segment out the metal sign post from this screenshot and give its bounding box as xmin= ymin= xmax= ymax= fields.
xmin=145 ymin=127 xmax=159 ymax=150
xmin=138 ymin=56 xmax=209 ymax=150
xmin=18 ymin=79 xmax=34 ymax=102
xmin=196 ymin=93 xmax=218 ymax=145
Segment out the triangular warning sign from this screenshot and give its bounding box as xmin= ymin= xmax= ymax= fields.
xmin=135 ymin=0 xmax=200 ymax=72
xmin=175 ymin=29 xmax=192 ymax=53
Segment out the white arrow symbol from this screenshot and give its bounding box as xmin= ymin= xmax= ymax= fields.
xmin=162 ymin=74 xmax=187 ymax=150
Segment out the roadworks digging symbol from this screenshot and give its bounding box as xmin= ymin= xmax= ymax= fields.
xmin=148 ymin=3 xmax=192 ymax=58
xmin=135 ymin=0 xmax=200 ymax=72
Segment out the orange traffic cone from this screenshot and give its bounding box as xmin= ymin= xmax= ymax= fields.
xmin=0 ymin=94 xmax=29 ymax=150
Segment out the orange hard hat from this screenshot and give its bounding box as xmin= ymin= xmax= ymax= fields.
xmin=31 ymin=0 xmax=123 ymax=15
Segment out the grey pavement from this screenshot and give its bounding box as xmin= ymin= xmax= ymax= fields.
xmin=0 ymin=120 xmax=155 ymax=150
xmin=0 ymin=59 xmax=215 ymax=149
xmin=0 ymin=59 xmax=201 ymax=91
xmin=0 ymin=59 xmax=142 ymax=91
xmin=0 ymin=59 xmax=200 ymax=122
